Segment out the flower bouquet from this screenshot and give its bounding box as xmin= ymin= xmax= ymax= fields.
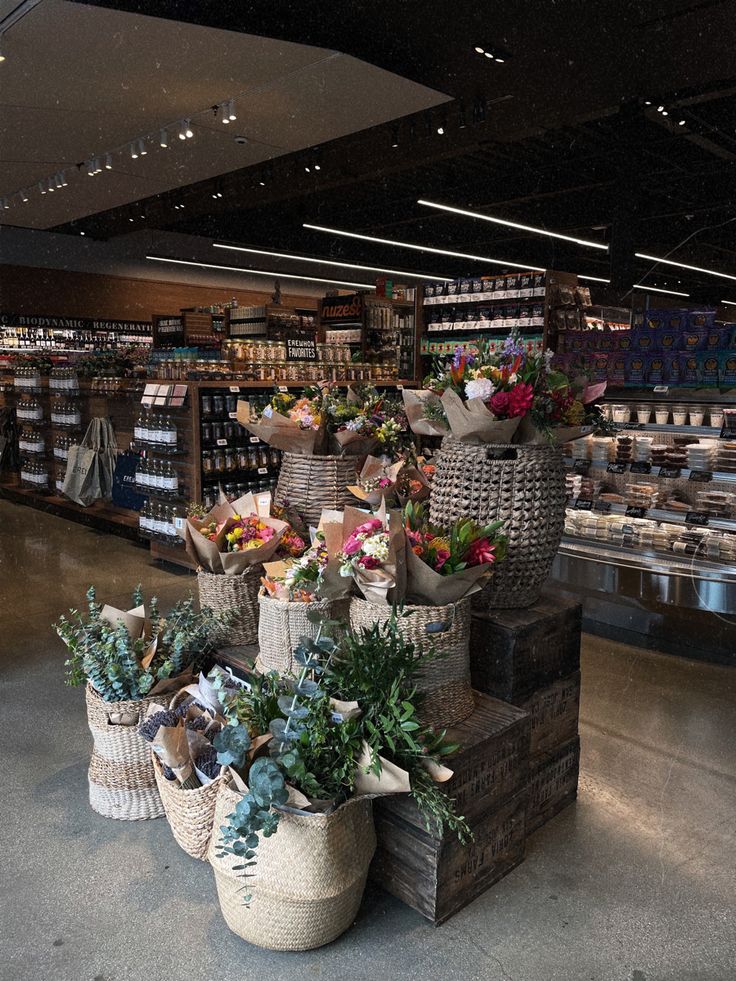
xmin=395 ymin=456 xmax=435 ymax=505
xmin=335 ymin=502 xmax=407 ymax=605
xmin=347 ymin=455 xmax=404 ymax=507
xmin=403 ymin=501 xmax=506 ymax=605
xmin=236 ymin=391 xmax=323 ymax=455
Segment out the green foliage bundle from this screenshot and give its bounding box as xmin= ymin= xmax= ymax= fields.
xmin=54 ymin=585 xmax=226 ymax=702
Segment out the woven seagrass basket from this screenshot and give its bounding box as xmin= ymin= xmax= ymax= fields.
xmin=208 ymin=783 xmax=375 ymax=951
xmin=153 ymin=754 xmax=227 ymax=861
xmin=429 ymin=438 xmax=566 ymax=609
xmin=85 ymin=684 xmax=164 ymax=820
xmin=274 ymin=452 xmax=357 ymax=528
xmin=257 ymin=593 xmax=335 ymax=674
xmin=348 ymin=596 xmax=474 ymax=728
xmin=197 ymin=567 xmax=261 ymax=646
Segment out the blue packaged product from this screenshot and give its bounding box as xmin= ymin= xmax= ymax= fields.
xmin=688 ymin=309 xmax=716 ymax=331
xmin=459 ymin=278 xmax=471 ymax=295
xmin=607 ymin=353 xmax=627 ymax=385
xmin=625 ymin=353 xmax=647 ymax=386
xmin=446 ymin=280 xmax=458 ymax=296
xmin=657 ymin=327 xmax=679 ymax=352
xmin=482 ymin=277 xmax=495 ymax=294
xmin=472 ymin=276 xmax=484 ymax=293
xmin=592 ymin=353 xmax=609 ymax=383
xmin=632 ymin=327 xmax=658 ymax=352
xmin=719 ymin=352 xmax=736 ymax=387
xmin=663 ymin=351 xmax=681 ymax=385
xmin=679 ymin=353 xmax=700 ymax=385
xmin=598 ymin=330 xmax=615 ymax=352
xmin=616 ymin=331 xmax=632 ymax=352
xmin=700 ymin=353 xmax=720 ymax=386
xmin=680 ymin=327 xmax=708 ymax=352
xmin=705 ymin=325 xmax=730 ymax=350
xmin=647 ymin=354 xmax=666 ymax=385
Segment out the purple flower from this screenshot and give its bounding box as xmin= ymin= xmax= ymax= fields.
xmin=502 ymin=333 xmax=526 ymax=367
xmin=453 ymin=346 xmax=475 ymax=369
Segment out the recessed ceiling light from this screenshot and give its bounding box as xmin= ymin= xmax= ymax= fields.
xmin=678 ymin=119 xmax=686 ymax=126
xmin=474 ymin=46 xmax=484 ymax=54
xmin=146 ymin=255 xmax=374 ymax=288
xmin=213 ymin=242 xmax=453 ymax=280
xmin=635 ymin=251 xmax=736 ymax=283
xmin=436 ymin=126 xmax=445 ymax=135
xmin=495 ymin=57 xmax=505 ymax=63
xmin=258 ymin=181 xmax=265 ymax=186
xmin=484 ymin=51 xmax=493 ymax=58
xmin=417 ymin=198 xmax=609 ymax=250
xmin=79 ymin=231 xmax=85 ymax=236
xmin=302 ymin=222 xmax=545 ymax=270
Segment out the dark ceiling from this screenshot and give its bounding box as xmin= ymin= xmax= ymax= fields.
xmin=64 ymin=0 xmax=736 ymax=303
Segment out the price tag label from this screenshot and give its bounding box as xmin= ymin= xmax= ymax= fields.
xmin=216 ymin=438 xmax=228 ymax=447
xmin=625 ymin=505 xmax=648 ymax=519
xmin=573 ymin=498 xmax=593 ymax=510
xmin=653 ymin=385 xmax=669 ymax=394
xmin=607 ymin=463 xmax=627 ymax=474
xmin=621 ymin=422 xmax=646 ymax=431
xmin=249 ymin=436 xmax=260 ymax=444
xmin=630 ymin=462 xmax=652 ymax=474
xmin=573 ymin=459 xmax=591 ymax=474
xmin=685 ymin=511 xmax=710 ymax=526
xmin=278 ymin=385 xmax=289 ymax=393
xmin=257 ymin=467 xmax=268 ymax=475
xmin=174 ymin=517 xmax=185 ymax=530
xmin=657 ymin=466 xmax=681 ymax=480
xmin=689 ymin=470 xmax=713 ymax=482
xmin=229 ymin=386 xmax=241 ymax=393
xmin=594 ymin=500 xmax=612 ymax=514
xmin=228 ymin=412 xmax=238 ymax=419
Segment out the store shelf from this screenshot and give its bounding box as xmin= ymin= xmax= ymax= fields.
xmin=560 ymin=533 xmax=736 ymax=582
xmin=609 ymin=421 xmax=722 ymax=436
xmin=567 ymin=496 xmax=736 ymax=532
xmin=602 ymin=388 xmax=736 ymax=404
xmin=158 ymin=378 xmax=415 ymax=389
xmin=423 ymin=291 xmax=545 ymax=307
xmin=566 ymin=457 xmax=736 ymax=484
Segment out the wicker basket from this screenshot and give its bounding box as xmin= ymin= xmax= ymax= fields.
xmin=208 ymin=783 xmax=375 ymax=951
xmin=275 ymin=452 xmax=357 ymax=528
xmin=197 ymin=567 xmax=261 ymax=646
xmin=430 ymin=437 xmax=566 ymax=609
xmin=153 ymin=754 xmax=227 ymax=861
xmin=257 ymin=593 xmax=334 ymax=674
xmin=348 ymin=596 xmax=474 ymax=728
xmin=85 ymin=684 xmax=164 ymax=820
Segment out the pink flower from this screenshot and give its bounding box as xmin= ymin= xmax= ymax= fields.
xmin=434 ymin=548 xmax=451 ymax=570
xmin=342 ymin=535 xmax=363 ymax=556
xmin=467 ymin=538 xmax=496 ymax=566
xmin=508 ymin=382 xmax=535 ymax=417
xmin=489 ymin=391 xmax=510 ymax=417
xmin=354 ymin=518 xmax=383 ymax=536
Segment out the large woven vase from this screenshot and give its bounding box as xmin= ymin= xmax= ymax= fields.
xmin=153 ymin=755 xmax=227 ymax=861
xmin=85 ymin=684 xmax=164 ymax=821
xmin=275 ymin=452 xmax=357 ymax=528
xmin=197 ymin=568 xmax=261 ymax=646
xmin=208 ymin=784 xmax=376 ymax=951
xmin=257 ymin=593 xmax=334 ymax=674
xmin=348 ymin=596 xmax=474 ymax=727
xmin=430 ymin=438 xmax=566 ymax=609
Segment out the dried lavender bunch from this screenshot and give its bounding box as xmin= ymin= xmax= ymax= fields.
xmin=138 ymin=709 xmax=179 ymax=742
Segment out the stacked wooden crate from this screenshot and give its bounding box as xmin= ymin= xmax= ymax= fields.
xmin=370 ymin=694 xmax=531 ymax=923
xmin=470 ymin=589 xmax=582 ymax=833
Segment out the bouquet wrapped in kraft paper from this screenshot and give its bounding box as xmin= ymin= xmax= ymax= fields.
xmin=347 ymin=455 xmax=405 ymax=508
xmin=236 ymin=399 xmax=322 ymax=455
xmin=333 ymin=501 xmax=407 ymax=605
xmin=402 ymin=388 xmax=450 ymax=438
xmin=180 ymin=491 xmax=288 ymax=575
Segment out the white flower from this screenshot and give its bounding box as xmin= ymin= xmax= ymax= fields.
xmin=507 ymin=372 xmax=518 ymax=385
xmin=465 ymin=377 xmax=495 ymax=402
xmin=361 ymin=533 xmax=390 ymax=560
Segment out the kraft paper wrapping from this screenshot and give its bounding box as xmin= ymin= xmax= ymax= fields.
xmin=347 ymin=456 xmax=404 ymax=507
xmin=404 ymin=544 xmax=492 ymax=605
xmin=330 ymin=429 xmax=379 ymax=457
xmin=515 ymin=415 xmax=595 ymax=446
xmin=152 ymin=724 xmax=198 ymax=785
xmin=236 ymin=400 xmax=319 ymax=455
xmin=402 ymin=389 xmax=450 ymax=437
xmin=440 ymin=388 xmax=522 ymax=445
xmin=100 ymin=603 xmax=145 ymax=639
xmin=396 ymin=465 xmax=431 ymax=506
xmin=180 ymin=493 xmax=288 ymax=574
xmin=353 ymin=742 xmax=454 ymax=796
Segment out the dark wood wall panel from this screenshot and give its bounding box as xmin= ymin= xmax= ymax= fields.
xmin=0 ymin=265 xmax=318 ymax=319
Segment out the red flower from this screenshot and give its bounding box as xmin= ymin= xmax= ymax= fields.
xmin=434 ymin=548 xmax=451 ymax=570
xmin=508 ymin=382 xmax=535 ymax=418
xmin=489 ymin=391 xmax=510 ymax=417
xmin=467 ymin=538 xmax=496 ymax=566
xmin=358 ymin=555 xmax=380 ymax=570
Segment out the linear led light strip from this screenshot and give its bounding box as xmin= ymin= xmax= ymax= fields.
xmin=213 ymin=242 xmax=452 ymax=281
xmin=417 ymin=199 xmax=610 ymax=251
xmin=146 ymin=256 xmax=373 ymax=289
xmin=721 ymin=300 xmax=736 ymax=307
xmin=578 ymin=274 xmax=611 ymax=283
xmin=633 ymin=284 xmax=690 ymax=297
xmin=302 ymin=223 xmax=545 ymax=271
xmin=635 ymin=252 xmax=736 ymax=283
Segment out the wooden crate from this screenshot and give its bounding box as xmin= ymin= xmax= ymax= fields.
xmin=371 ymin=789 xmax=527 ymax=924
xmin=377 ymin=692 xmax=530 ymax=831
xmin=527 ymin=736 xmax=580 ymax=834
xmin=470 ymin=589 xmax=582 ymax=701
xmin=518 ymin=671 xmax=580 ymax=755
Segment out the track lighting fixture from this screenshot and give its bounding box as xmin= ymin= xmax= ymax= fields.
xmin=105 ymin=154 xmax=112 ymax=170
xmin=20 ymin=190 xmax=28 ymax=202
xmin=130 ymin=142 xmax=139 ymax=159
xmin=159 ymin=129 xmax=168 ymax=148
xmin=138 ymin=139 xmax=147 ymax=156
xmin=228 ymin=99 xmax=236 ymax=121
xmin=184 ymin=120 xmax=193 ymax=139
xmin=38 ymin=181 xmax=46 ymax=195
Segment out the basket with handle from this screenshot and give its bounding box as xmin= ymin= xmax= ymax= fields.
xmin=429 ymin=437 xmax=566 ymax=609
xmin=257 ymin=592 xmax=335 ymax=674
xmin=274 ymin=452 xmax=357 ymax=528
xmin=85 ymin=683 xmax=164 ymax=820
xmin=348 ymin=596 xmax=474 ymax=728
xmin=208 ymin=782 xmax=376 ymax=951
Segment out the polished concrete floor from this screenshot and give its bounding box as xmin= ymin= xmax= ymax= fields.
xmin=1 ymin=498 xmax=735 ymax=981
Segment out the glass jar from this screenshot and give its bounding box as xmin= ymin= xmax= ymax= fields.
xmin=200 ymin=421 xmax=212 ymax=444
xmin=212 ymin=394 xmax=225 ymax=417
xmin=212 ymin=448 xmax=225 ymax=471
xmin=202 ymin=450 xmax=214 ymax=474
xmin=237 ymin=445 xmax=249 ymax=469
xmin=201 ymin=394 xmax=213 ymax=416
xmin=211 ymin=421 xmax=224 ymax=442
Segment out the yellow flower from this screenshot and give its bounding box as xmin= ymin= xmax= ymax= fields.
xmin=429 ymin=535 xmax=451 ymax=552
